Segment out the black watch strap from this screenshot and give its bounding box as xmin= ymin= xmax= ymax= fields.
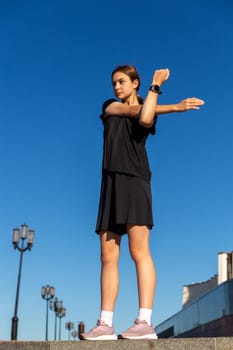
xmin=149 ymin=85 xmax=162 ymax=94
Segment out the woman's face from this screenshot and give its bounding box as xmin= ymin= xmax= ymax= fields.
xmin=112 ymin=71 xmax=138 ymax=101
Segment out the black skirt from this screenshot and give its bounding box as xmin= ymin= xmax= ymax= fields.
xmin=96 ymin=172 xmax=154 ymax=236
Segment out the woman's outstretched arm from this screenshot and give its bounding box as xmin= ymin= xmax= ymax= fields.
xmin=103 ymin=98 xmax=204 ymax=122
xmin=139 ymin=69 xmax=204 ymax=128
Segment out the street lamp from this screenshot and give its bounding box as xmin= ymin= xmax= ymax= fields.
xmin=41 ymin=285 xmax=55 ymax=341
xmin=51 ymin=299 xmax=66 ymax=340
xmin=57 ymin=305 xmax=66 ymax=340
xmin=71 ymin=330 xmax=78 ymax=340
xmin=50 ymin=297 xmax=59 ymax=340
xmin=11 ymin=223 xmax=35 ymax=340
xmin=65 ymin=321 xmax=74 ymax=340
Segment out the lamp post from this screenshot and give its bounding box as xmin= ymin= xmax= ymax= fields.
xmin=41 ymin=285 xmax=55 ymax=341
xmin=65 ymin=321 xmax=74 ymax=340
xmin=50 ymin=297 xmax=59 ymax=340
xmin=71 ymin=330 xmax=78 ymax=340
xmin=11 ymin=223 xmax=35 ymax=340
xmin=58 ymin=305 xmax=66 ymax=340
xmin=52 ymin=300 xmax=66 ymax=340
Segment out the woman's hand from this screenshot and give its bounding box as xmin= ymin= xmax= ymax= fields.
xmin=152 ymin=68 xmax=170 ymax=86
xmin=175 ymin=97 xmax=205 ymax=111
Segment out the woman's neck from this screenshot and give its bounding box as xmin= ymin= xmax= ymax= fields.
xmin=123 ymin=94 xmax=139 ymax=106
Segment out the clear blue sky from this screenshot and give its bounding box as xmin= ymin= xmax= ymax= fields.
xmin=0 ymin=0 xmax=232 ymax=341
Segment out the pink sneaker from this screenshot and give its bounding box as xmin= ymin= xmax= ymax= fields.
xmin=118 ymin=319 xmax=158 ymax=340
xmin=80 ymin=320 xmax=117 ymax=340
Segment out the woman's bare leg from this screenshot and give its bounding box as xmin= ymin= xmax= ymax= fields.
xmin=127 ymin=225 xmax=156 ymax=309
xmin=100 ymin=231 xmax=121 ymax=311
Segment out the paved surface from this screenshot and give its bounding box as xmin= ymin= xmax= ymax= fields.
xmin=1 ymin=338 xmax=233 ymax=350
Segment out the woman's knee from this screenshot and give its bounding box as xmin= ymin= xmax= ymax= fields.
xmin=100 ymin=231 xmax=121 ymax=264
xmin=129 ymin=245 xmax=150 ymax=262
xmin=101 ymin=246 xmax=119 ymax=264
xmin=127 ymin=225 xmax=150 ymax=262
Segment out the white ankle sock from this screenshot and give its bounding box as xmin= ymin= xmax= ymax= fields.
xmin=137 ymin=308 xmax=152 ymax=325
xmin=99 ymin=310 xmax=114 ymax=327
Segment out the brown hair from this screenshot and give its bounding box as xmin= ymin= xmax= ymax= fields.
xmin=111 ymin=65 xmax=143 ymax=104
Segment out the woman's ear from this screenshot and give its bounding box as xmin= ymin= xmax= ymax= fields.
xmin=133 ymin=79 xmax=139 ymax=90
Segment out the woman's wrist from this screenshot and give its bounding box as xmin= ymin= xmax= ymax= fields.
xmin=151 ymin=81 xmax=162 ymax=86
xmin=173 ymin=104 xmax=179 ymax=112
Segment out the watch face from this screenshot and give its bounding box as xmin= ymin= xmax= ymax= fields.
xmin=150 ymin=85 xmax=162 ymax=94
xmin=152 ymin=85 xmax=159 ymax=91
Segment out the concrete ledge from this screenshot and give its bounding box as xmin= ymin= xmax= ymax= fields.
xmin=1 ymin=338 xmax=233 ymax=350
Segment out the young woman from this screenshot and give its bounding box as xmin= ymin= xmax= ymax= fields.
xmin=81 ymin=65 xmax=204 ymax=340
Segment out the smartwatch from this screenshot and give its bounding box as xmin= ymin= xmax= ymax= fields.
xmin=149 ymin=85 xmax=162 ymax=94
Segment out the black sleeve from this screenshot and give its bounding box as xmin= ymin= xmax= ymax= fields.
xmin=150 ymin=116 xmax=158 ymax=135
xmin=100 ymin=98 xmax=117 ymax=119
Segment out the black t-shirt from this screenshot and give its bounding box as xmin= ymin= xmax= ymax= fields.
xmin=100 ymin=99 xmax=157 ymax=182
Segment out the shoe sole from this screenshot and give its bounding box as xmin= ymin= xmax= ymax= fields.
xmin=81 ymin=335 xmax=117 ymax=341
xmin=118 ymin=334 xmax=158 ymax=340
